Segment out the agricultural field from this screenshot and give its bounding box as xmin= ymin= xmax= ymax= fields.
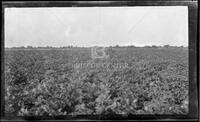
xmin=4 ymin=47 xmax=188 ymax=116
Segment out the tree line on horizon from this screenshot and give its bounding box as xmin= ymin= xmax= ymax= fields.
xmin=6 ymin=44 xmax=187 ymax=49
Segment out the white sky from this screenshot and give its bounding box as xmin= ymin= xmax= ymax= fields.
xmin=5 ymin=6 xmax=188 ymax=47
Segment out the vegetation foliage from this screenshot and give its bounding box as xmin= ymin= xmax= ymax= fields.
xmin=5 ymin=47 xmax=188 ymax=116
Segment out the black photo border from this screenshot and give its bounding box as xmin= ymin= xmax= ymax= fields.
xmin=1 ymin=1 xmax=199 ymax=121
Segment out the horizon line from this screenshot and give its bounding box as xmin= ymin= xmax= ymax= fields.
xmin=5 ymin=44 xmax=188 ymax=48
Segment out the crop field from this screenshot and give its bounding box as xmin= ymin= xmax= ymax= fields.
xmin=4 ymin=47 xmax=188 ymax=116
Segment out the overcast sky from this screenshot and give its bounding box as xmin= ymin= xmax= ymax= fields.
xmin=5 ymin=6 xmax=188 ymax=47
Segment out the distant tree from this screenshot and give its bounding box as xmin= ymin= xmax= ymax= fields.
xmin=46 ymin=46 xmax=53 ymax=48
xmin=128 ymin=45 xmax=136 ymax=48
xmin=19 ymin=46 xmax=25 ymax=49
xmin=152 ymin=45 xmax=158 ymax=48
xmin=115 ymin=45 xmax=119 ymax=48
xmin=164 ymin=45 xmax=170 ymax=48
xmin=144 ymin=45 xmax=151 ymax=48
xmin=27 ymin=46 xmax=33 ymax=48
